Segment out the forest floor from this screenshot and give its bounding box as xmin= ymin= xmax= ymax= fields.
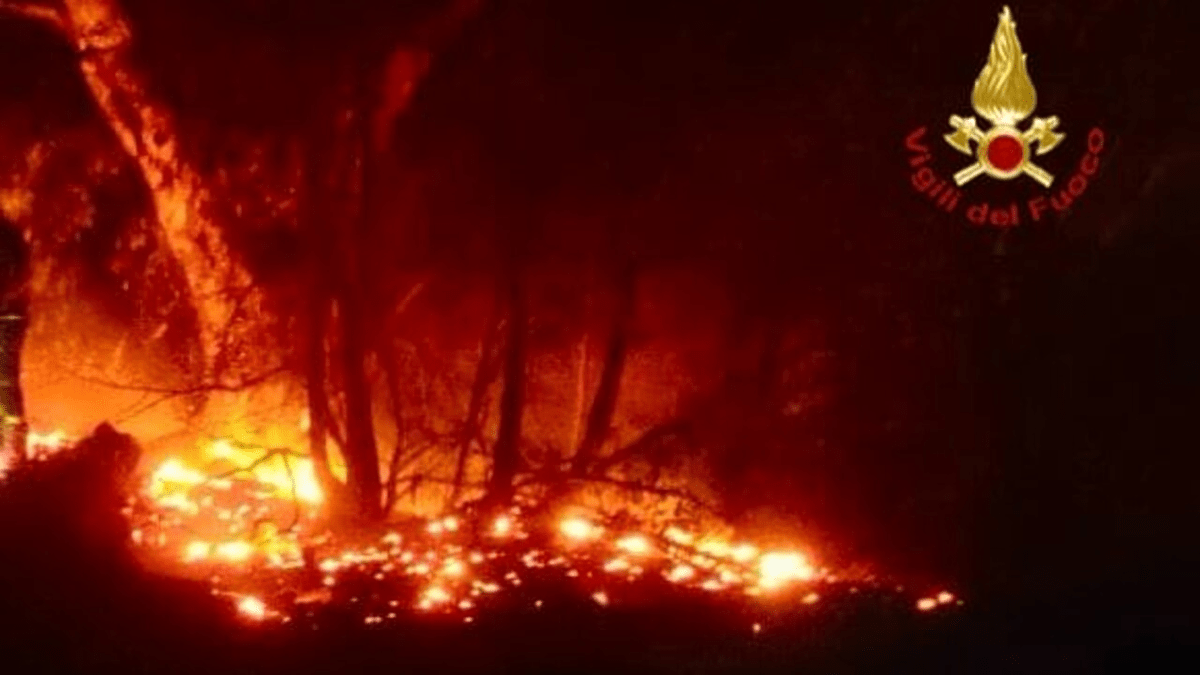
xmin=0 ymin=428 xmax=1193 ymax=674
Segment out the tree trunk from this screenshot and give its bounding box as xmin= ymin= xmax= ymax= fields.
xmin=486 ymin=263 xmax=527 ymax=507
xmin=3 ymin=0 xmax=259 ymax=377
xmin=300 ymin=119 xmax=346 ymax=510
xmin=304 ymin=291 xmax=344 ymax=505
xmin=451 ymin=302 xmax=504 ymax=503
xmin=327 ymin=62 xmax=384 ymax=522
xmin=571 ymin=260 xmax=637 ymax=476
xmin=381 ymin=340 xmax=407 ymax=514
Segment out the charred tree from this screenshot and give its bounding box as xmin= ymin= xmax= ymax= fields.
xmin=570 ymin=259 xmax=637 ymax=477
xmin=485 ymin=252 xmax=528 ymax=508
xmin=300 ymin=106 xmax=348 ymax=513
xmin=451 ymin=301 xmax=505 ymax=504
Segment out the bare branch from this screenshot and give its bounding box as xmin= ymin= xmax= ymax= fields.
xmin=0 ymin=1 xmax=66 ymax=31
xmin=452 ymin=306 xmax=504 ymax=503
xmin=517 ymin=472 xmax=719 ymax=515
xmin=592 ymin=418 xmax=692 ymax=475
xmin=381 ymin=340 xmax=408 ymax=514
xmin=70 ymin=365 xmax=287 ymax=396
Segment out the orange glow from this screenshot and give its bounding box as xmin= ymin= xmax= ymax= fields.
xmin=237 ymin=596 xmax=267 ymax=621
xmin=615 ymin=534 xmax=652 ymax=556
xmin=491 ymin=515 xmax=513 ymax=537
xmin=665 ymin=564 xmax=695 ymax=583
xmin=442 ymin=558 xmax=467 ymax=577
xmin=757 ymin=552 xmax=815 ymax=590
xmin=215 ymin=541 xmax=253 ymax=562
xmin=183 ymin=541 xmax=210 ymax=563
xmin=59 ymin=422 xmax=950 ymax=627
xmin=417 ymin=586 xmax=452 ymax=610
xmin=559 ymin=517 xmax=599 ymax=541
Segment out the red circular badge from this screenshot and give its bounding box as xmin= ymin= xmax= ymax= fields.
xmin=985 ymin=134 xmax=1024 ymax=172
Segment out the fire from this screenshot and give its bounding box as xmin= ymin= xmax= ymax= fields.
xmin=0 ymin=421 xmax=956 ymax=627
xmin=757 ymin=552 xmax=815 ymax=590
xmin=665 ymin=564 xmax=695 ymax=583
xmin=183 ymin=540 xmax=210 ymax=562
xmin=417 ymin=586 xmax=452 ymax=610
xmin=559 ymin=516 xmax=600 ymax=542
xmin=237 ymin=596 xmax=268 ymax=621
xmin=615 ymin=534 xmax=652 ymax=556
xmin=491 ymin=514 xmax=513 ymax=537
xmin=215 ymin=540 xmax=253 ymax=562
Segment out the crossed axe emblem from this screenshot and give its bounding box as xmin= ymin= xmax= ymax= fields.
xmin=944 ymin=115 xmax=1064 ymax=188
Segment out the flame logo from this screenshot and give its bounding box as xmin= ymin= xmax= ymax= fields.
xmin=971 ymin=6 xmax=1037 ymax=127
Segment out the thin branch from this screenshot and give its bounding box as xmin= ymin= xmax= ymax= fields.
xmin=72 ymin=365 xmax=286 ymax=396
xmin=381 ymin=341 xmax=407 ymax=514
xmin=278 ymin=451 xmax=302 ymax=532
xmin=592 ymin=418 xmax=691 ymax=475
xmin=452 ymin=310 xmax=505 ymax=503
xmin=516 ymin=471 xmax=719 ymax=515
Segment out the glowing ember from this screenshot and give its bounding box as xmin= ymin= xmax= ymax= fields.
xmin=183 ymin=541 xmax=210 ymax=563
xmin=731 ymin=543 xmax=758 ymax=563
xmin=665 ymin=564 xmax=695 ymax=583
xmin=215 ymin=541 xmax=253 ymax=562
xmin=491 ymin=515 xmax=514 ymax=537
xmin=96 ymin=434 xmax=950 ymax=629
xmin=442 ymin=558 xmax=467 ymax=577
xmin=237 ymin=596 xmax=267 ymax=621
xmin=559 ymin=517 xmax=600 ymax=541
xmin=615 ymin=534 xmax=652 ymax=556
xmin=418 ymin=586 xmax=453 ymax=610
xmin=664 ymin=526 xmax=693 ymax=545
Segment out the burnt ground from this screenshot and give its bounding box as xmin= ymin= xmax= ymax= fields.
xmin=0 ymin=428 xmax=1196 ymax=675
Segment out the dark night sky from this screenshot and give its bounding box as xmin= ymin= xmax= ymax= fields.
xmin=1 ymin=0 xmax=1199 ymax=604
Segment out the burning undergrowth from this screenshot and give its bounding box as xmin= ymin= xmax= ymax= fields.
xmin=5 ymin=425 xmax=960 ymax=642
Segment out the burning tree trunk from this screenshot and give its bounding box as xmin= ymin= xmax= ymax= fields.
xmin=1 ymin=0 xmax=259 ymax=377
